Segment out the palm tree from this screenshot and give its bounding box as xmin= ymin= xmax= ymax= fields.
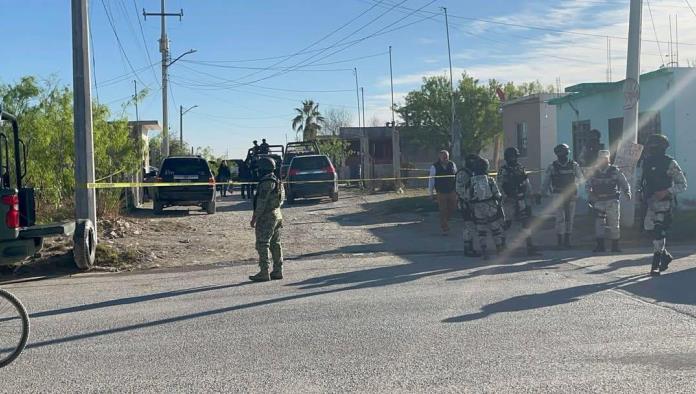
xmin=291 ymin=99 xmax=325 ymax=141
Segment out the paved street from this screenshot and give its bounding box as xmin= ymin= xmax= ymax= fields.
xmin=3 ymin=243 xmax=696 ymax=392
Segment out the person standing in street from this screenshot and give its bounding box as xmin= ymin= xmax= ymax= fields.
xmin=249 ymin=157 xmax=285 ymax=282
xmin=585 ymin=150 xmax=631 ymax=253
xmin=639 ymin=134 xmax=687 ymax=276
xmin=464 ymin=156 xmax=506 ymax=259
xmin=498 ymin=147 xmax=540 ymax=256
xmin=217 ymin=160 xmax=232 ymax=197
xmin=456 ymin=154 xmax=481 ymax=256
xmin=429 ymin=150 xmax=458 ymax=235
xmin=259 ymin=139 xmax=270 ymax=154
xmin=542 ymin=144 xmax=584 ymax=248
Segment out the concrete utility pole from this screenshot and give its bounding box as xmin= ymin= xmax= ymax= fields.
xmin=361 ymin=87 xmax=366 ymax=129
xmin=622 ymin=0 xmax=643 ymax=227
xmin=179 ymin=104 xmax=197 ymax=145
xmin=71 ymin=0 xmax=98 ymax=233
xmin=354 ymin=68 xmax=361 ymax=128
xmin=389 ymin=46 xmax=395 ymax=125
xmin=442 ymin=7 xmax=459 ymax=163
xmin=133 ymin=80 xmax=139 ymax=122
xmin=144 ymin=0 xmax=183 ymax=158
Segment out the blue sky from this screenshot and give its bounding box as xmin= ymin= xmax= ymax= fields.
xmin=3 ymin=0 xmax=696 ymax=157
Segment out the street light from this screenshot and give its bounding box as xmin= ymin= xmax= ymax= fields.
xmin=179 ymin=104 xmax=198 ymax=145
xmin=161 ymin=48 xmax=196 ymax=157
xmin=169 ymin=48 xmax=197 ymax=67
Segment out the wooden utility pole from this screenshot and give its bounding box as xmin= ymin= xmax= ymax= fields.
xmin=71 ymin=0 xmax=97 ymax=233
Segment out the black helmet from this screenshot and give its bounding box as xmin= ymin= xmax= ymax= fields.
xmin=554 ymin=144 xmax=570 ymax=156
xmin=472 ymin=157 xmax=489 ymax=176
xmin=256 ymin=157 xmax=276 ymax=173
xmin=464 ymin=154 xmax=480 ymax=170
xmin=504 ymin=147 xmax=519 ymax=161
xmin=645 ymin=134 xmax=669 ymax=149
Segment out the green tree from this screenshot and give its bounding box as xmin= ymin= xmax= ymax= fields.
xmin=291 ymin=99 xmax=325 ymax=140
xmin=317 ymin=137 xmax=351 ymax=168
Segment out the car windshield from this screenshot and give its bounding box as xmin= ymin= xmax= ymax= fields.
xmin=161 ymin=158 xmax=210 ymax=175
xmin=291 ymin=156 xmax=330 ymax=170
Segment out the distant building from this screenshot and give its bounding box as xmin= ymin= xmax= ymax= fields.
xmin=128 ymin=120 xmax=160 ymax=207
xmin=549 ymin=67 xmax=696 ymax=204
xmin=502 ymin=94 xmax=559 ymax=191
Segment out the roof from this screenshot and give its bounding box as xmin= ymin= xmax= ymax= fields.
xmin=548 ymin=67 xmax=678 ymax=105
xmin=502 ymin=93 xmax=560 ymax=108
xmin=128 ymin=120 xmax=162 ymax=132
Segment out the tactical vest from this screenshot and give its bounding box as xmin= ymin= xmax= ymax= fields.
xmin=551 ymin=161 xmax=577 ymax=194
xmin=434 ymin=161 xmax=456 ymax=194
xmin=253 ymin=174 xmax=282 ymax=211
xmin=500 ymin=164 xmax=528 ymax=198
xmin=469 ymin=175 xmax=495 ymax=202
xmin=642 ymin=154 xmax=673 ymax=198
xmin=591 ymin=166 xmax=621 ymax=200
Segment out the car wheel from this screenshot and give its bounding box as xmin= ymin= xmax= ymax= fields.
xmin=153 ymin=199 xmax=164 ymax=215
xmin=330 ymin=191 xmax=339 ymax=202
xmin=73 ymin=219 xmax=96 ymax=271
xmin=205 ymin=200 xmax=216 ymax=214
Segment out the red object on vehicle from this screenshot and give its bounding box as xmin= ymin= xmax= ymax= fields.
xmin=323 ymin=165 xmax=336 ymax=175
xmin=2 ymin=194 xmax=20 ymax=229
xmin=288 ymin=168 xmax=300 ymax=177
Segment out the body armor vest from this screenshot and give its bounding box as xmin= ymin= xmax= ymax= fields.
xmin=551 ymin=161 xmax=577 ymax=194
xmin=642 ymin=155 xmax=673 ymax=199
xmin=591 ymin=166 xmax=621 ymax=200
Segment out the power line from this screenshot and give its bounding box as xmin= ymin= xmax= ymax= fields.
xmin=686 ymin=0 xmax=696 ymax=17
xmin=647 ymin=0 xmax=666 ymax=65
xmin=186 ymin=51 xmax=388 ymax=68
xmin=132 ymin=0 xmax=161 ymax=87
xmin=179 ymin=60 xmax=353 ymax=72
xmin=99 ymin=0 xmax=148 ymax=86
xmin=97 ymin=61 xmax=161 ymax=87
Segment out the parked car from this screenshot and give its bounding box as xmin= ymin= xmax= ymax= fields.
xmin=152 ymin=156 xmax=216 ymax=214
xmin=285 ymin=155 xmax=338 ymax=203
xmin=281 ymin=141 xmax=320 ymax=179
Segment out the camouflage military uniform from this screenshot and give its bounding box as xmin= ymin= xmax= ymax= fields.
xmin=542 ymin=158 xmax=584 ymax=246
xmin=586 ymin=164 xmax=630 ymax=241
xmin=455 ymin=166 xmax=477 ymax=254
xmin=253 ymin=173 xmax=284 ymax=273
xmin=497 ymin=161 xmax=541 ymax=254
xmin=463 ymin=169 xmax=506 ymax=257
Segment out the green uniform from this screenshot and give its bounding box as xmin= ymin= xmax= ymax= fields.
xmin=253 ymin=174 xmax=284 ymax=271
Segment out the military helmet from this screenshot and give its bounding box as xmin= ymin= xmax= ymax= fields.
xmin=554 ymin=143 xmax=570 ymax=156
xmin=464 ymin=154 xmax=480 ymax=170
xmin=504 ymin=147 xmax=520 ymax=161
xmin=256 ymin=157 xmax=276 ymax=172
xmin=645 ymin=134 xmax=669 ymax=149
xmin=472 ymin=156 xmax=490 ymax=175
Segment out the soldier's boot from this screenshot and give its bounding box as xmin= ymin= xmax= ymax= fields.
xmin=463 ymin=242 xmax=481 ymax=257
xmin=593 ymin=238 xmax=606 ymax=253
xmin=557 ymin=234 xmax=563 ymax=248
xmin=270 ymin=263 xmax=283 ymax=280
xmin=249 ymin=268 xmax=270 ymax=282
xmin=611 ymin=240 xmax=622 ymax=253
xmin=495 ymin=238 xmax=506 ymax=254
xmin=650 ymin=253 xmax=661 ymax=276
xmin=526 ymin=238 xmax=541 ymax=256
xmin=564 ymin=234 xmax=572 ymax=249
xmin=480 ymin=244 xmax=489 ymax=260
xmin=659 ymin=251 xmax=673 ymax=272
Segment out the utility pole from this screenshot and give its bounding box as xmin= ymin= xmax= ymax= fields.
xmin=361 ymin=87 xmax=366 ymax=128
xmin=621 ymin=0 xmax=643 ymax=227
xmin=71 ymin=0 xmax=98 ymax=233
xmin=441 ymin=7 xmax=459 ymax=163
xmin=179 ymin=104 xmax=197 ymax=145
xmin=133 ymin=80 xmax=139 ymax=122
xmin=144 ymin=0 xmax=183 ymax=158
xmin=354 ymin=68 xmax=361 ymax=128
xmin=389 ymin=46 xmax=395 ymax=125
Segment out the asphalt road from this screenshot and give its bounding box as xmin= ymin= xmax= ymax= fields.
xmin=2 ymin=246 xmax=696 ymax=392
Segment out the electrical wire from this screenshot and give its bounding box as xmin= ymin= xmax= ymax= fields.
xmin=132 ymin=0 xmax=161 ymax=88
xmin=647 ymin=0 xmax=666 ymax=64
xmin=100 ymin=0 xmax=149 ymax=86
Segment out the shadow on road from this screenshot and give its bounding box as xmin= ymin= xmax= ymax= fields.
xmin=620 ymin=267 xmax=696 ymax=306
xmin=443 ymin=274 xmax=645 ymax=323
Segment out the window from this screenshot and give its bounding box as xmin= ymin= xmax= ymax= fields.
xmin=571 ymin=120 xmax=591 ymax=164
xmin=516 ymin=122 xmax=528 ymax=157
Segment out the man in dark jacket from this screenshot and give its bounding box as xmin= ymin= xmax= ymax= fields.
xmin=429 ymin=150 xmax=457 ymax=235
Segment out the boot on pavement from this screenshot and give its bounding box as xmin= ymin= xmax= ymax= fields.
xmin=270 ymin=264 xmax=284 ymax=280
xmin=464 ymin=242 xmax=481 ymax=257
xmin=659 ymin=251 xmax=673 ymax=272
xmin=650 ymin=253 xmax=661 ymax=276
xmin=593 ymin=238 xmax=605 ymax=253
xmin=249 ymin=269 xmax=270 ymax=282
xmin=611 ymin=240 xmax=622 ymax=253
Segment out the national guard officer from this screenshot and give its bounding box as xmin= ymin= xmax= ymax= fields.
xmin=639 ymin=134 xmax=687 ymax=276
xmin=542 ymin=144 xmax=584 ymax=248
xmin=464 ymin=156 xmax=506 ymax=259
xmin=585 ymin=150 xmax=631 ymax=253
xmin=456 ymin=154 xmax=481 ymax=257
xmin=498 ymin=147 xmax=540 ymax=256
xmin=249 ymin=157 xmax=285 ymax=282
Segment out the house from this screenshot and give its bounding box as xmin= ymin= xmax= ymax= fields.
xmin=502 ymin=94 xmax=559 ymax=191
xmin=338 ymin=126 xmax=401 ymax=189
xmin=549 ymin=67 xmax=696 ymax=204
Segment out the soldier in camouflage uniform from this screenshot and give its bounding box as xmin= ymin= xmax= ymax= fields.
xmin=456 ymin=154 xmax=481 ymax=257
xmin=463 ymin=156 xmax=506 ymax=259
xmin=542 ymin=143 xmax=584 ymax=248
xmin=639 ymin=134 xmax=687 ymax=276
xmin=249 ymin=157 xmax=285 ymax=282
xmin=498 ymin=147 xmax=540 ymax=256
xmin=585 ymin=150 xmax=631 ymax=253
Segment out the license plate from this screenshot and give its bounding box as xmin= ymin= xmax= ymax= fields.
xmin=174 ymin=175 xmax=198 ymax=180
